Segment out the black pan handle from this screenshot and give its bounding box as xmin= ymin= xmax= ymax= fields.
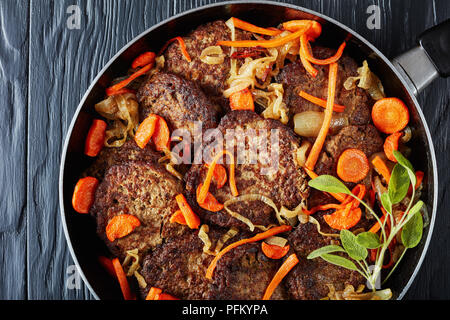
xmin=393 ymin=19 xmax=450 ymax=96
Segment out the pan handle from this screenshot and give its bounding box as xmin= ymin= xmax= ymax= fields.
xmin=392 ymin=19 xmax=450 ymax=96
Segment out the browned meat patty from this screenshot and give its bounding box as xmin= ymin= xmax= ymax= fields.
xmin=163 ymin=20 xmax=256 ymax=110
xmin=277 ymin=46 xmax=373 ymax=125
xmin=185 ymin=110 xmax=309 ymax=230
xmin=83 ymin=139 xmax=161 ymax=180
xmin=284 ymin=212 xmax=366 ymax=300
xmin=209 ymin=242 xmax=288 ymax=300
xmin=90 ymin=160 xmax=186 ymax=259
xmin=137 ymin=72 xmax=220 ymax=143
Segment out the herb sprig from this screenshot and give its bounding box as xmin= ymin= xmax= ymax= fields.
xmin=307 ymin=151 xmax=425 ymax=291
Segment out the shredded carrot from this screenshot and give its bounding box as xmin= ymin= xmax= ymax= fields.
xmin=262 ymin=253 xmax=299 ymax=300
xmin=198 ymin=150 xmax=238 ymax=204
xmin=300 ymin=35 xmax=346 ymax=65
xmin=106 ymin=87 xmax=136 ymax=96
xmin=112 ymin=258 xmax=135 ymax=300
xmin=231 ymin=17 xmax=282 ymax=36
xmin=159 ymin=36 xmax=191 ymax=62
xmin=217 ymin=27 xmax=309 ymax=48
xmin=371 ymin=98 xmax=410 ymax=134
xmin=383 ymin=132 xmax=403 ymax=162
xmin=206 ymin=225 xmax=292 ymax=279
xmin=305 ymin=62 xmax=339 ymax=170
xmin=336 ymin=148 xmax=370 ymax=183
xmin=196 ymin=184 xmax=224 ymax=212
xmin=131 ymin=51 xmax=156 ymax=69
xmin=372 ymin=156 xmax=391 ymax=183
xmin=298 ymin=90 xmax=345 ymax=112
xmin=170 ymin=210 xmax=187 ymax=225
xmin=282 ymin=20 xmax=322 ymax=39
xmin=175 ymin=194 xmax=201 ymax=229
xmin=105 ymin=63 xmax=153 ymax=96
xmin=134 ymin=114 xmax=158 ymax=149
xmin=229 ymin=88 xmax=255 ymax=111
xmin=72 ymin=177 xmax=99 ymax=214
xmin=303 ymin=203 xmax=344 ymax=215
xmin=304 ymin=167 xmax=347 ymax=202
xmin=145 ymin=287 xmax=162 ymax=300
xmin=369 ymin=209 xmax=388 ymax=234
xmin=261 ymin=242 xmax=290 ymax=260
xmin=300 ymin=48 xmax=318 ymax=77
xmin=106 ymin=214 xmax=141 ymax=242
xmin=98 ymin=256 xmax=117 ymax=279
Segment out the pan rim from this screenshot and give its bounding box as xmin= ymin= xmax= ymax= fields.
xmin=58 ymin=0 xmax=438 ymax=300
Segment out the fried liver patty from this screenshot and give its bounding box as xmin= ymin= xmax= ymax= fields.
xmin=277 ymin=46 xmax=373 ymax=125
xmin=137 ymin=72 xmax=220 ymax=141
xmin=90 ymin=160 xmax=185 ymax=259
xmin=163 ymin=20 xmax=255 ymax=110
xmin=185 ymin=110 xmax=309 ymax=230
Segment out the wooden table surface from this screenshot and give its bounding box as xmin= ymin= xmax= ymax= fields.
xmin=1 ymin=0 xmax=448 ymax=300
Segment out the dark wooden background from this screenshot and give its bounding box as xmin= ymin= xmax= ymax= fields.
xmin=0 ymin=0 xmax=448 ymax=300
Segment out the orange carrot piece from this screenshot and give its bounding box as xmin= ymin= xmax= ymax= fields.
xmin=298 ymin=90 xmax=345 ymax=112
xmin=84 ymin=119 xmax=107 ymax=157
xmin=300 ymin=35 xmax=346 ymax=65
xmin=131 ymin=51 xmax=156 ymax=69
xmin=145 ymin=287 xmax=162 ymax=300
xmin=304 ymin=167 xmax=347 ymax=202
xmin=152 ymin=116 xmax=171 ymax=151
xmin=106 ymin=214 xmax=141 ymax=242
xmin=384 ymin=132 xmax=403 ymax=162
xmin=323 ymin=203 xmax=362 ymax=230
xmin=305 ymin=62 xmax=338 ymax=170
xmin=106 ymin=87 xmax=136 ymax=96
xmin=369 ymin=212 xmax=387 ymax=233
xmin=112 ymin=258 xmax=135 ymax=300
xmin=231 ymin=17 xmax=282 ymax=36
xmin=372 ymin=155 xmax=391 ymax=183
xmin=303 ymin=203 xmax=344 ymax=215
xmin=217 ymin=27 xmax=309 ymax=48
xmin=261 ymin=242 xmax=290 ymax=260
xmin=196 ymin=184 xmax=224 ymax=212
xmin=229 ymin=88 xmax=255 ymax=111
xmin=205 ymin=163 xmax=227 ymax=189
xmin=156 ymin=293 xmax=179 ymax=300
xmin=170 ymin=210 xmax=187 ymax=225
xmin=336 ymin=148 xmax=370 ymax=183
xmin=298 ymin=35 xmax=318 ymax=77
xmin=262 ymin=253 xmax=299 ymax=300
xmin=159 ymin=37 xmax=191 ymax=62
xmin=408 ymin=170 xmax=424 ymax=194
xmin=176 ymin=194 xmax=201 ymax=229
xmin=206 ymin=225 xmax=292 ymax=279
xmin=372 ymin=98 xmax=410 ymax=134
xmin=282 ymin=20 xmax=322 ymax=39
xmin=72 ymin=177 xmax=99 ymax=214
xmin=105 ymin=63 xmax=153 ymax=96
xmin=135 ymin=114 xmax=158 ymax=149
xmin=198 ymin=150 xmax=238 ymax=204
xmin=98 ymin=256 xmax=117 ymax=279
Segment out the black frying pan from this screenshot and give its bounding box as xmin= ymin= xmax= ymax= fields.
xmin=59 ymin=1 xmax=448 ymax=300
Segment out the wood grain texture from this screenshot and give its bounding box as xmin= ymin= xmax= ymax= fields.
xmin=0 ymin=0 xmax=447 ymax=299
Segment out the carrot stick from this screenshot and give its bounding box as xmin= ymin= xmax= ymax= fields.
xmin=145 ymin=287 xmax=162 ymax=300
xmin=231 ymin=17 xmax=282 ymax=36
xmin=112 ymin=258 xmax=135 ymax=300
xmin=229 ymin=88 xmax=255 ymax=111
xmin=106 ymin=214 xmax=141 ymax=242
xmin=371 ymin=98 xmax=409 ymax=134
xmin=169 ymin=210 xmax=187 ymax=225
xmin=98 ymin=256 xmax=117 ymax=279
xmin=372 ymin=155 xmax=391 ymax=183
xmin=105 ymin=63 xmax=153 ymax=96
xmin=72 ymin=177 xmax=99 ymax=214
xmin=158 ymin=36 xmax=191 ymax=62
xmin=156 ymin=293 xmax=179 ymax=300
xmin=300 ymin=35 xmax=346 ymax=65
xmin=196 ymin=184 xmax=224 ymax=212
xmin=217 ymin=27 xmax=308 ymax=48
xmin=84 ymin=119 xmax=107 ymax=157
xmin=175 ymin=194 xmax=201 ymax=229
xmin=205 ymin=225 xmax=292 ymax=279
xmin=262 ymin=253 xmax=299 ymax=300
xmin=261 ymin=242 xmax=290 ymax=260
xmin=135 ymin=114 xmax=158 ymax=149
xmin=383 ymin=132 xmax=403 ymax=162
xmin=336 ymin=148 xmax=370 ymax=183
xmin=305 ymin=62 xmax=338 ymax=170
xmin=131 ymin=51 xmax=156 ymax=69
xmin=298 ymin=90 xmax=345 ymax=112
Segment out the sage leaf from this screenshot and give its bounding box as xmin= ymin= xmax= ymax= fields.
xmin=307 ymin=245 xmax=345 ymax=259
xmin=356 ymin=232 xmax=381 ymax=249
xmin=308 ymin=175 xmax=351 ymax=195
xmin=340 ymin=230 xmax=368 ymax=260
xmin=393 ymin=150 xmax=416 ymax=187
xmin=380 ymin=192 xmax=392 ymax=213
xmin=389 ymin=164 xmax=410 ymax=204
xmin=402 ymin=211 xmax=423 ymax=249
xmin=320 ymin=253 xmax=358 ymax=271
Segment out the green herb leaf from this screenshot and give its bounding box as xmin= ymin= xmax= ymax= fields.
xmin=356 ymin=232 xmax=381 ymax=249
xmin=380 ymin=192 xmax=392 ymax=213
xmin=389 ymin=164 xmax=410 ymax=204
xmin=401 ymin=211 xmax=423 ymax=249
xmin=320 ymin=253 xmax=358 ymax=271
xmin=307 ymin=245 xmax=345 ymax=259
xmin=402 ymin=200 xmax=424 ymax=227
xmin=308 ymin=175 xmax=351 ymax=195
xmin=393 ymin=150 xmax=416 ymax=187
xmin=340 ymin=230 xmax=368 ymax=260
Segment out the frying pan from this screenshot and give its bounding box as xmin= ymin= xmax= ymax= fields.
xmin=59 ymin=1 xmax=449 ymax=300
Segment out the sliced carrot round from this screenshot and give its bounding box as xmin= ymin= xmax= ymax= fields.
xmin=261 ymin=242 xmax=290 ymax=259
xmin=153 ymin=116 xmax=171 ymax=151
xmin=72 ymin=177 xmax=99 ymax=214
xmin=384 ymin=132 xmax=403 ymax=162
xmin=372 ymin=98 xmax=409 ymax=134
xmin=336 ymin=148 xmax=370 ymax=183
xmin=135 ymin=114 xmax=158 ymax=149
xmin=84 ymin=119 xmax=107 ymax=157
xmin=105 ymin=214 xmax=141 ymax=242
xmin=324 ymin=205 xmax=362 ymax=230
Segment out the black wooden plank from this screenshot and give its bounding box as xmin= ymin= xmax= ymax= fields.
xmin=0 ymin=0 xmax=29 ymax=300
